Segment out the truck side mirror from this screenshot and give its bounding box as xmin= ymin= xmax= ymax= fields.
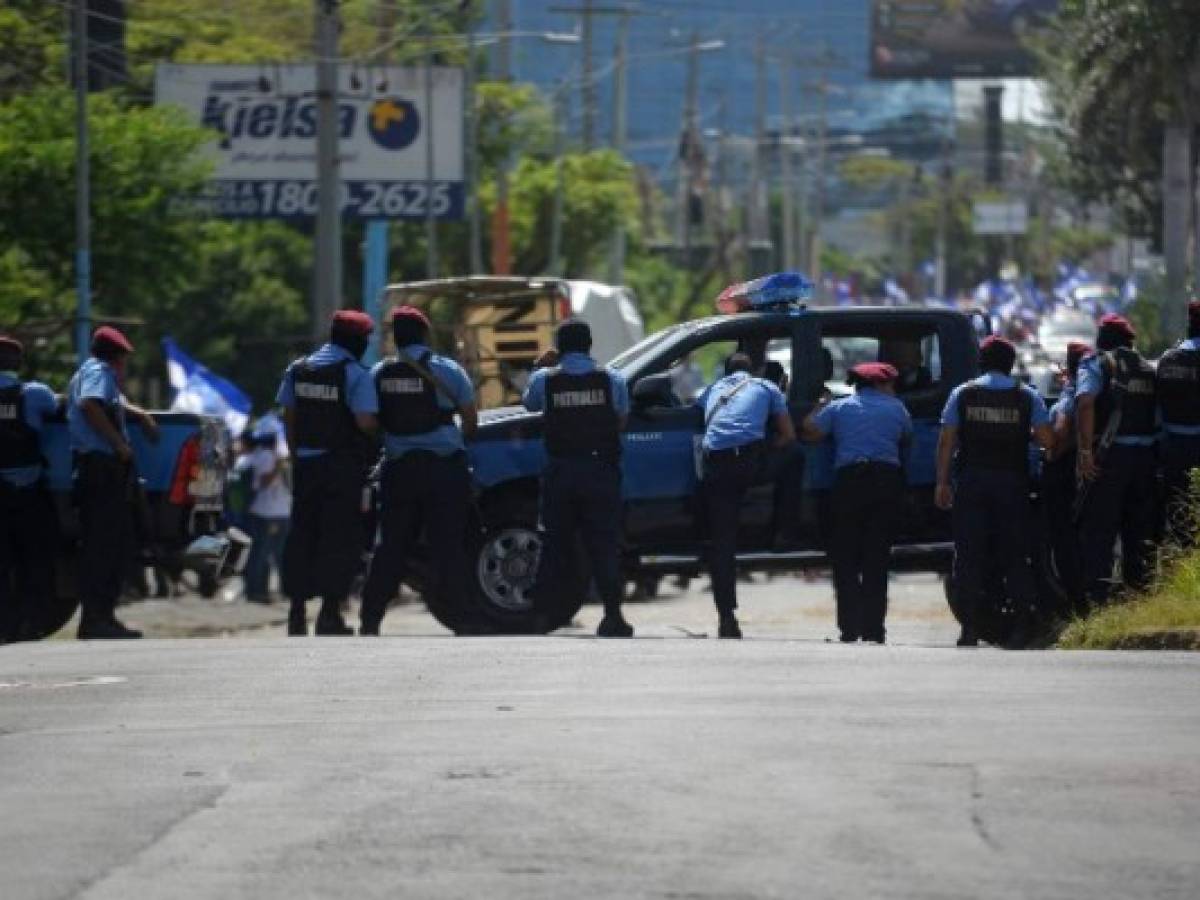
xmin=631 ymin=373 xmax=679 ymax=411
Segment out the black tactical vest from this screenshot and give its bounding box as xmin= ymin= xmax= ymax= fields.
xmin=291 ymin=359 xmax=358 ymax=452
xmin=375 ymin=353 xmax=454 ymax=437
xmin=543 ymin=368 xmax=620 ymax=462
xmin=957 ymin=384 xmax=1032 ymax=474
xmin=0 ymin=384 xmax=41 ymax=469
xmin=1095 ymin=348 xmax=1157 ymax=438
xmin=1156 ymin=346 xmax=1200 ymax=428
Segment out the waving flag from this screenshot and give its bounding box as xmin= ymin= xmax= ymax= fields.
xmin=162 ymin=337 xmax=252 ymax=435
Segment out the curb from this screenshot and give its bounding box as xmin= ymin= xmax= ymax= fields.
xmin=1111 ymin=629 xmax=1200 ymax=651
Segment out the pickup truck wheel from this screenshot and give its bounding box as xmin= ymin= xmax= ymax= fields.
xmin=460 ymin=500 xmax=584 ymax=634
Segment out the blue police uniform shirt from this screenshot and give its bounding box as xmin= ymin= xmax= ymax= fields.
xmin=0 ymin=373 xmax=57 ymax=487
xmin=811 ymin=387 xmax=912 ymax=470
xmin=1075 ymin=354 xmax=1158 ymax=446
xmin=941 ymin=373 xmax=1050 ymax=429
xmin=374 ymin=344 xmax=476 ymax=459
xmin=67 ymin=357 xmax=128 ymax=456
xmin=698 ymin=372 xmax=787 ymax=452
xmin=523 ymin=352 xmax=630 ymax=416
xmin=1163 ymin=338 xmax=1200 ymax=436
xmin=1049 ymin=381 xmax=1077 ymax=423
xmin=276 ymin=344 xmax=379 ymax=459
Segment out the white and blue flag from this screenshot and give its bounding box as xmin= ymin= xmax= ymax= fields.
xmin=162 ymin=337 xmax=252 ymax=435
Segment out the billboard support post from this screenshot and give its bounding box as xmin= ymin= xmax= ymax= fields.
xmin=314 ymin=0 xmax=342 ymax=336
xmin=424 ymin=29 xmax=438 ymax=280
xmin=362 ymin=221 xmax=388 ymax=367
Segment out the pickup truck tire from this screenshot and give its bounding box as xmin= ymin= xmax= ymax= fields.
xmin=459 ymin=496 xmax=583 ymax=635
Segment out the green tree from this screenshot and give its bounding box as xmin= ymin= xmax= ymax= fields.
xmin=1038 ymin=0 xmax=1200 ymax=336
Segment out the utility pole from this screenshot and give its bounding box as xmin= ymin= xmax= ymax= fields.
xmin=678 ymin=32 xmax=702 ymax=267
xmin=313 ymin=0 xmax=342 ymax=337
xmin=778 ymin=57 xmax=795 ymax=271
xmin=492 ymin=0 xmax=513 ymax=275
xmin=549 ymin=88 xmax=567 ymax=276
xmin=809 ymin=73 xmax=829 ymax=301
xmin=550 ymin=3 xmax=627 ymax=151
xmin=935 ymin=153 xmax=951 ymax=300
xmin=750 ymin=35 xmax=767 ymax=251
xmin=607 ymin=7 xmax=630 ymax=284
xmin=424 ymin=26 xmax=438 ymax=279
xmin=465 ymin=11 xmax=483 ymax=273
xmin=73 ymin=0 xmax=91 ymax=363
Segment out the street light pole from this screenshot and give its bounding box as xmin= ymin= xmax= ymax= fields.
xmin=778 ymin=58 xmax=795 ymax=271
xmin=313 ymin=0 xmax=342 ymax=336
xmin=607 ymin=7 xmax=630 ymax=284
xmin=74 ymin=0 xmax=91 ymax=363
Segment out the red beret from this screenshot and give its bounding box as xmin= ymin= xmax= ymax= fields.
xmin=848 ymin=362 xmax=899 ymax=385
xmin=91 ymin=325 xmax=133 ymax=354
xmin=388 ymin=305 xmax=431 ymax=329
xmin=331 ymin=310 xmax=374 ymax=335
xmin=0 ymin=335 xmax=23 ymax=355
xmin=979 ymin=335 xmax=1015 ymax=355
xmin=1098 ymin=313 xmax=1135 ymax=338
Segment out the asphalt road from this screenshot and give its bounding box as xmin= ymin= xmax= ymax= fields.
xmin=3 ymin=629 xmax=1199 ymax=899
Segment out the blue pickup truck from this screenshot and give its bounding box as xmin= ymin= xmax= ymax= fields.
xmin=22 ymin=411 xmax=232 ymax=639
xmin=445 ymin=304 xmax=1009 ymax=636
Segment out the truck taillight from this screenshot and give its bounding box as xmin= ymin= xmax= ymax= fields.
xmin=557 ymin=296 xmax=571 ymax=321
xmin=169 ymin=435 xmax=201 ymax=506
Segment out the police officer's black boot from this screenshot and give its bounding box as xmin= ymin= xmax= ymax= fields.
xmin=287 ymin=600 xmax=307 ymax=637
xmin=718 ymin=611 xmax=742 ymax=639
xmin=314 ymin=598 xmax=353 ymax=636
xmin=596 ymin=605 xmax=633 ymax=638
xmin=77 ymin=615 xmax=142 ymax=640
xmin=956 ymin=625 xmax=979 ymax=648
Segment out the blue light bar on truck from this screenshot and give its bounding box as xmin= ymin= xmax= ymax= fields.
xmin=716 ymin=272 xmax=814 ymax=314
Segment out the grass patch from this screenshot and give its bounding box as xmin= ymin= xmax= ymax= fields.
xmin=1059 ymin=548 xmax=1200 ymax=650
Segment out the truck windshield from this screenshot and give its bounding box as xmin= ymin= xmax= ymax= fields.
xmin=607 ymin=326 xmax=683 ymax=374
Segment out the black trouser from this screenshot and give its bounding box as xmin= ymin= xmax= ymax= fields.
xmin=360 ymin=451 xmax=471 ymax=630
xmin=1162 ymin=434 xmax=1200 ymax=545
xmin=952 ymin=467 xmax=1037 ymax=630
xmin=282 ymin=454 xmax=367 ymax=614
xmin=1041 ymin=453 xmax=1085 ymax=610
xmin=1079 ymin=443 xmax=1159 ymax=603
xmin=702 ymin=443 xmax=763 ymax=616
xmin=534 ymin=455 xmax=624 ymax=616
xmin=76 ymin=453 xmax=137 ymax=625
xmin=830 ymin=462 xmax=903 ymax=642
xmin=0 ymin=480 xmax=57 ymax=641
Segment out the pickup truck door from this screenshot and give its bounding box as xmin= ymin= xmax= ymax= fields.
xmin=621 ymin=316 xmax=802 ymax=553
xmin=793 ymin=311 xmax=960 ymax=548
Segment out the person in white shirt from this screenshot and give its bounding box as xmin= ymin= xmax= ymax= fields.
xmin=242 ymin=424 xmax=292 ymax=603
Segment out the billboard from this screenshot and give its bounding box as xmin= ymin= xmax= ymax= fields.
xmin=870 ymin=0 xmax=1060 ymax=79
xmin=155 ymin=63 xmax=464 ymax=219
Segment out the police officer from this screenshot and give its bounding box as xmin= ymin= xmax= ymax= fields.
xmin=0 ymin=336 xmax=59 ymax=642
xmin=802 ymin=362 xmax=912 ymax=644
xmin=1042 ymin=341 xmax=1091 ymax=611
xmin=523 ymin=319 xmax=631 ymax=637
xmin=699 ymin=352 xmax=795 ymax=639
xmin=1156 ymin=300 xmax=1200 ymax=545
xmin=359 ymin=306 xmax=478 ymax=635
xmin=935 ymin=336 xmax=1054 ymax=648
xmin=1075 ymin=314 xmax=1159 ymax=604
xmin=67 ymin=326 xmax=159 ymax=640
xmin=277 ymin=310 xmax=378 ymax=636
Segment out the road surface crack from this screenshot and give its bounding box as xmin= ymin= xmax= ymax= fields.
xmin=63 ymin=783 xmax=230 ymax=900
